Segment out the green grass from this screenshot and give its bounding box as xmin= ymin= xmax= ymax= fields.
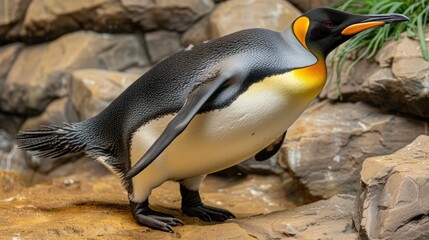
xmin=330 ymin=0 xmax=429 ymax=99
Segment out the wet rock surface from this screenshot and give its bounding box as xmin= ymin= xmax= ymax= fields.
xmin=281 ymin=100 xmax=428 ymax=199
xmin=354 ymin=135 xmax=429 ymax=239
xmin=0 ymin=171 xmax=359 ymax=239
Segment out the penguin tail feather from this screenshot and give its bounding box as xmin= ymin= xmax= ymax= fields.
xmin=15 ymin=123 xmax=87 ymax=159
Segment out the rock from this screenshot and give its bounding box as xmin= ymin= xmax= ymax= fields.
xmin=0 ymin=43 xmax=23 ymax=80
xmin=0 ymin=113 xmax=24 ymax=135
xmin=182 ymin=15 xmax=211 ymax=46
xmin=280 ymin=100 xmax=428 ymax=199
xmin=287 ymin=0 xmax=337 ymax=12
xmin=133 ymin=0 xmax=215 ymax=32
xmin=322 ymin=31 xmax=429 ymax=118
xmin=354 ymin=135 xmax=429 ymax=240
xmin=234 ymin=194 xmax=357 ymax=240
xmin=0 ymin=0 xmax=31 ymax=40
xmin=145 ymin=30 xmax=182 ymax=63
xmin=0 ymin=171 xmax=23 ymax=197
xmin=21 ymin=0 xmax=134 ymax=41
xmin=0 ymin=173 xmax=296 ymax=239
xmin=70 ymin=69 xmax=140 ymax=120
xmin=210 ymin=0 xmax=301 ymax=38
xmin=21 ymin=98 xmax=79 ymax=130
xmin=0 ymin=31 xmax=148 ymax=115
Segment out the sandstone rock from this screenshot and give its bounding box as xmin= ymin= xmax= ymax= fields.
xmin=0 ymin=43 xmax=23 ymax=80
xmin=210 ymin=0 xmax=301 ymax=38
xmin=0 ymin=173 xmax=295 ymax=239
xmin=0 ymin=0 xmax=31 ymax=39
xmin=281 ymin=101 xmax=428 ymax=199
xmin=322 ymin=32 xmax=429 ymax=118
xmin=0 ymin=113 xmax=24 ymax=135
xmin=235 ymin=194 xmax=357 ymax=240
xmin=145 ymin=30 xmax=182 ymax=63
xmin=354 ymin=135 xmax=429 ymax=239
xmin=0 ymin=171 xmax=23 ymax=197
xmin=21 ymin=0 xmax=134 ymax=41
xmin=287 ymin=0 xmax=337 ymax=12
xmin=21 ymin=98 xmax=79 ymax=130
xmin=122 ymin=0 xmax=214 ymax=32
xmin=182 ymin=15 xmax=211 ymax=46
xmin=70 ymin=69 xmax=140 ymax=120
xmin=0 ymin=31 xmax=148 ymax=115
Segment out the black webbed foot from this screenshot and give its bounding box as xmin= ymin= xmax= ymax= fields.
xmin=130 ymin=200 xmax=183 ymax=232
xmin=180 ymin=184 xmax=236 ymax=222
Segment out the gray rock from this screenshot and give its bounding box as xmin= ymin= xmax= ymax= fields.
xmin=210 ymin=0 xmax=301 ymax=38
xmin=70 ymin=69 xmax=140 ymax=120
xmin=145 ymin=30 xmax=182 ymax=63
xmin=0 ymin=31 xmax=148 ymax=115
xmin=354 ymin=135 xmax=429 ymax=240
xmin=280 ymin=100 xmax=428 ymax=199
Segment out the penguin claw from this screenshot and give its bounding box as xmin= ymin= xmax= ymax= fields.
xmin=182 ymin=204 xmax=235 ymax=222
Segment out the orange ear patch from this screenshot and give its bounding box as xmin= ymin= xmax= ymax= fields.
xmin=341 ymin=21 xmax=385 ymax=35
xmin=293 ymin=16 xmax=310 ymax=50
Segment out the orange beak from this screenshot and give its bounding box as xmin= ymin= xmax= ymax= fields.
xmin=341 ymin=13 xmax=409 ymax=36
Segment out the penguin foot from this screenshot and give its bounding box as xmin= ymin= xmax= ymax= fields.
xmin=182 ymin=204 xmax=236 ymax=222
xmin=130 ymin=200 xmax=183 ymax=232
xmin=180 ymin=184 xmax=236 ymax=222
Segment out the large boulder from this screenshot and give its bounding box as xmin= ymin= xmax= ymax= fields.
xmin=145 ymin=30 xmax=182 ymax=63
xmin=322 ymin=32 xmax=429 ymax=118
xmin=21 ymin=0 xmax=133 ymax=41
xmin=0 ymin=31 xmax=149 ymax=115
xmin=122 ymin=0 xmax=214 ymax=32
xmin=210 ymin=0 xmax=301 ymax=38
xmin=0 ymin=0 xmax=31 ymax=41
xmin=280 ymin=100 xmax=428 ymax=199
xmin=0 ymin=43 xmax=23 ymax=84
xmin=70 ymin=69 xmax=140 ymax=120
xmin=287 ymin=0 xmax=337 ymax=12
xmin=354 ymin=135 xmax=429 ymax=240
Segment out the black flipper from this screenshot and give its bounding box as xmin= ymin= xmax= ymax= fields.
xmin=254 ymin=131 xmax=286 ymax=161
xmin=124 ymin=70 xmax=244 ymax=180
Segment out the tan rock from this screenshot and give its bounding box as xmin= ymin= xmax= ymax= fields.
xmin=0 ymin=43 xmax=23 ymax=80
xmin=21 ymin=0 xmax=134 ymax=39
xmin=210 ymin=0 xmax=301 ymax=38
xmin=287 ymin=0 xmax=337 ymax=12
xmin=0 ymin=173 xmax=294 ymax=239
xmin=234 ymin=194 xmax=357 ymax=240
xmin=322 ymin=30 xmax=429 ymax=118
xmin=145 ymin=30 xmax=182 ymax=63
xmin=0 ymin=0 xmax=30 ymax=36
xmin=124 ymin=0 xmax=214 ymax=32
xmin=21 ymin=98 xmax=79 ymax=130
xmin=0 ymin=31 xmax=149 ymax=115
xmin=354 ymin=135 xmax=429 ymax=239
xmin=281 ymin=101 xmax=428 ymax=199
xmin=182 ymin=15 xmax=211 ymax=46
xmin=70 ymin=69 xmax=140 ymax=120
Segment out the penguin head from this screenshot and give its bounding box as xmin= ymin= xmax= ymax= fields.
xmin=292 ymin=8 xmax=409 ymax=58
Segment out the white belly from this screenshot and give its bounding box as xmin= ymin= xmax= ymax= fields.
xmin=128 ymin=68 xmax=325 ymax=201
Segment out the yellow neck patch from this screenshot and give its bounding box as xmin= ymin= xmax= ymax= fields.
xmin=293 ymin=16 xmax=310 ymax=50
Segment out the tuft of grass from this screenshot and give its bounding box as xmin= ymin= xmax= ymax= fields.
xmin=330 ymin=0 xmax=429 ymax=99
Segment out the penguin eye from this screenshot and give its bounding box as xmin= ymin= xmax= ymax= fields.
xmin=323 ymin=21 xmax=337 ymax=29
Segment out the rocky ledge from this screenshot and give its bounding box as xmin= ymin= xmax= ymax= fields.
xmin=0 ymin=170 xmax=357 ymax=240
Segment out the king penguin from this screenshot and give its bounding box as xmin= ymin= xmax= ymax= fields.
xmin=16 ymin=8 xmax=408 ymax=232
